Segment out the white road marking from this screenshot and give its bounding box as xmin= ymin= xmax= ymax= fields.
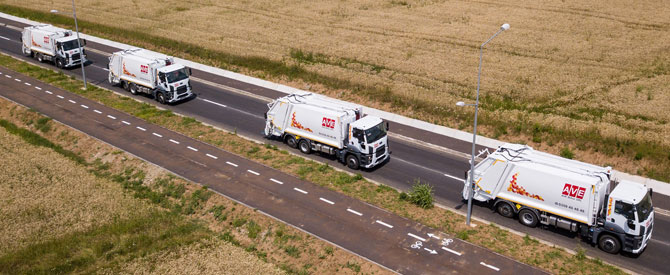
xmin=201 ymin=98 xmax=227 ymax=108
xmin=655 ymin=207 xmax=670 ymax=217
xmin=423 ymin=248 xmax=438 ymax=254
xmin=80 ymin=104 xmax=88 ymax=109
xmin=347 ymin=208 xmax=363 ymax=216
xmin=444 ymin=173 xmax=465 ymax=183
xmin=121 ymin=120 xmax=131 ymax=125
xmin=376 ymin=220 xmax=393 ymax=229
xmin=5 ymin=75 xmax=11 ymax=78
xmin=45 ymin=91 xmax=53 ymax=94
xmin=319 ymin=198 xmax=335 ymax=205
xmin=24 ymin=82 xmax=31 ymax=86
xmin=56 ymin=95 xmax=64 ymax=99
xmin=247 ymin=170 xmax=260 ymax=175
xmin=293 ymin=188 xmax=308 ymax=194
xmin=107 ymin=115 xmax=116 ymax=120
xmin=270 ymin=178 xmax=283 ymax=185
xmin=136 ymin=126 xmax=146 ymax=131
xmin=169 ymin=139 xmax=180 ymax=144
xmin=206 ymin=153 xmax=218 ymax=159
xmin=226 ymin=161 xmax=238 ymax=167
xmin=0 ymin=35 xmax=9 ymax=40
xmin=15 ymin=78 xmax=21 ymax=82
xmin=407 ymin=233 xmax=426 ymax=242
xmin=187 ymin=146 xmax=198 ymax=151
xmin=480 ymin=262 xmax=499 ymax=272
xmin=152 ymin=132 xmax=162 ymax=138
xmin=35 ymin=86 xmax=42 ymax=90
xmin=92 ymin=65 xmax=109 ymax=71
xmin=68 ymin=100 xmax=76 ymax=104
xmin=427 ymin=233 xmax=440 ymax=240
xmin=94 ymin=109 xmax=102 ymax=114
xmin=442 ymin=247 xmax=462 ymax=256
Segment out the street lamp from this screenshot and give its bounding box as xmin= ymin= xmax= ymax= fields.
xmin=458 ymin=23 xmax=510 ymax=226
xmin=51 ymin=1 xmax=87 ymax=89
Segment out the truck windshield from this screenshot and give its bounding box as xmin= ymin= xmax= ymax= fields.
xmin=60 ymin=39 xmax=82 ymax=51
xmin=636 ymin=192 xmax=653 ymax=222
xmin=165 ymin=68 xmax=189 ymax=83
xmin=364 ymin=122 xmax=386 ymax=143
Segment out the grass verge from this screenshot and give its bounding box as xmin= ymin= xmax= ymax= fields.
xmin=0 ymin=54 xmax=625 ymax=274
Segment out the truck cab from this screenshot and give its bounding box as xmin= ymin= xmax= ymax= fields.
xmin=347 ymin=116 xmax=389 ymax=169
xmin=54 ymin=36 xmax=86 ymax=67
xmin=156 ymin=65 xmax=192 ymax=104
xmin=599 ymin=180 xmax=654 ymax=254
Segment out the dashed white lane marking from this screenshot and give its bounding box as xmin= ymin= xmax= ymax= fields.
xmin=407 ymin=233 xmax=426 ymax=242
xmin=80 ymin=104 xmax=88 ymax=109
xmin=247 ymin=170 xmax=260 ymax=175
xmin=56 ymin=95 xmax=64 ymax=99
xmin=15 ymin=78 xmax=21 ymax=82
xmin=136 ymin=126 xmax=146 ymax=131
xmin=444 ymin=173 xmax=465 ymax=183
xmin=226 ymin=161 xmax=238 ymax=167
xmin=94 ymin=109 xmax=102 ymax=114
xmin=187 ymin=146 xmax=198 ymax=151
xmin=121 ymin=120 xmax=130 ymax=125
xmin=68 ymin=99 xmax=76 ymax=104
xmin=4 ymin=75 xmax=11 ymax=78
xmin=0 ymin=35 xmax=9 ymax=40
xmin=152 ymin=132 xmax=162 ymax=138
xmin=270 ymin=178 xmax=283 ymax=185
xmin=45 ymin=91 xmax=53 ymax=94
xmin=35 ymin=86 xmax=42 ymax=90
xmin=319 ymin=198 xmax=335 ymax=205
xmin=347 ymin=208 xmax=363 ymax=216
xmin=293 ymin=188 xmax=308 ymax=194
xmin=202 ymin=98 xmax=227 ymax=108
xmin=169 ymin=139 xmax=180 ymax=144
xmin=655 ymin=207 xmax=670 ymax=217
xmin=206 ymin=153 xmax=218 ymax=159
xmin=480 ymin=262 xmax=499 ymax=272
xmin=375 ymin=220 xmax=393 ymax=229
xmin=24 ymin=82 xmax=31 ymax=86
xmin=107 ymin=115 xmax=116 ymax=120
xmin=442 ymin=247 xmax=462 ymax=256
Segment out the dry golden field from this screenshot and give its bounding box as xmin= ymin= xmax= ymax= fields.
xmin=1 ymin=0 xmax=669 ymax=179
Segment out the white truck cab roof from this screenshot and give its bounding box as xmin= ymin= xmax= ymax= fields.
xmin=610 ymin=180 xmax=649 ymax=204
xmin=158 ymin=64 xmax=185 ymax=73
xmin=351 ymin=115 xmax=382 ymax=130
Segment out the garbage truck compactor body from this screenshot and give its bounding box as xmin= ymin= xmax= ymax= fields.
xmin=21 ymin=24 xmax=87 ymax=68
xmin=264 ymin=93 xmax=390 ymax=169
xmin=464 ymin=143 xmax=653 ymax=255
xmin=107 ymin=49 xmax=193 ymax=104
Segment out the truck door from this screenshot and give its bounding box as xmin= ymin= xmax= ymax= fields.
xmin=608 ymin=199 xmax=639 ymax=235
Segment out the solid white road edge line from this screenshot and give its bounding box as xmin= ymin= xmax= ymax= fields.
xmin=480 ymin=262 xmax=500 ymax=272
xmin=187 ymin=146 xmax=198 ymax=151
xmin=407 ymin=233 xmax=426 ymax=242
xmin=0 ymin=35 xmax=9 ymax=40
xmin=444 ymin=173 xmax=465 ymax=183
xmin=347 ymin=208 xmax=363 ymax=216
xmin=270 ymin=178 xmax=283 ymax=184
xmin=226 ymin=161 xmax=238 ymax=167
xmin=442 ymin=246 xmax=462 ymax=256
xmin=294 ymin=188 xmax=308 ymax=194
xmin=247 ymin=170 xmax=260 ymax=175
xmin=201 ymin=98 xmax=227 ymax=108
xmin=375 ymin=220 xmax=393 ymax=229
xmin=319 ymin=198 xmax=335 ymax=205
xmin=206 ymin=153 xmax=218 ymax=159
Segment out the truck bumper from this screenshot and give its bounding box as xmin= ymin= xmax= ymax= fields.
xmin=630 ymin=226 xmax=652 ymax=254
xmin=66 ymin=55 xmax=86 ymax=68
xmin=167 ymin=91 xmax=193 ymax=103
xmin=361 ymin=150 xmax=389 ymax=169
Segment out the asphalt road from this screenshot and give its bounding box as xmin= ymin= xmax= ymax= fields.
xmin=0 ymin=66 xmax=547 ymax=274
xmin=1 ymin=17 xmax=668 ymax=274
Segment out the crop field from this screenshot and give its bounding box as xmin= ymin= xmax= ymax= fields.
xmin=1 ymin=0 xmax=669 ymax=180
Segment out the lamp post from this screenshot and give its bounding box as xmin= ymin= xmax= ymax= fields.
xmin=51 ymin=0 xmax=87 ymax=89
xmin=457 ymin=23 xmax=510 ymax=226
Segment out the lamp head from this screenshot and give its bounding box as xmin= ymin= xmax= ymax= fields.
xmin=456 ymin=101 xmax=466 ymax=107
xmin=501 ymin=23 xmax=510 ymax=31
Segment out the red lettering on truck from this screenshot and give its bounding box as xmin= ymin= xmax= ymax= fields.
xmin=44 ymin=36 xmax=49 ymax=44
xmin=562 ymin=184 xmax=586 ymax=200
xmin=322 ymin=117 xmax=335 ymax=129
xmin=140 ymin=65 xmax=148 ymax=74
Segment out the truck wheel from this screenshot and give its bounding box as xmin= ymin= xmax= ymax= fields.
xmin=36 ymin=53 xmax=43 ymax=62
xmin=129 ymin=83 xmax=139 ymax=95
xmin=496 ymin=202 xmax=515 ymax=218
xmin=598 ymin=234 xmax=621 ymax=254
xmin=156 ymin=92 xmax=166 ymax=104
xmin=298 ymin=139 xmax=311 ymax=154
xmin=122 ymin=80 xmax=129 ymax=91
xmin=346 ymin=154 xmax=360 ymax=170
xmin=56 ymin=58 xmax=64 ymax=68
xmin=518 ymin=209 xmax=539 ymax=227
xmin=285 ymin=136 xmax=298 ymax=148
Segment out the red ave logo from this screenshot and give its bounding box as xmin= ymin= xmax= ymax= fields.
xmin=562 ymin=183 xmax=586 ymax=200
xmin=140 ymin=65 xmax=149 ymax=74
xmin=322 ymin=117 xmax=335 ymax=129
xmin=44 ymin=36 xmax=49 ymax=44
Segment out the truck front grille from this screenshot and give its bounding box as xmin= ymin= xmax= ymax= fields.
xmin=375 ymin=146 xmax=386 ymax=157
xmin=71 ymin=53 xmax=81 ymax=61
xmin=176 ymin=85 xmax=188 ymax=95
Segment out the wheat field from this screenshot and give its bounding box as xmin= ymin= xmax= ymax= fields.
xmin=2 ymin=0 xmax=670 ymax=177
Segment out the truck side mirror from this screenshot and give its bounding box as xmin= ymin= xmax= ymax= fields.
xmin=627 ymin=219 xmax=635 ymax=230
xmin=81 ymin=39 xmax=87 ymax=46
xmin=188 ymin=68 xmax=192 ymax=75
xmin=650 ymin=188 xmax=653 ymax=198
xmin=385 ymin=121 xmax=389 ymax=131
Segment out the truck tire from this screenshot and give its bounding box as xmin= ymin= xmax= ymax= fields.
xmin=22 ymin=45 xmax=31 ymax=56
xmin=286 ymin=136 xmax=298 ymax=148
xmin=346 ymin=154 xmax=360 ymax=170
xmin=496 ymin=202 xmax=515 ymax=218
xmin=156 ymin=92 xmax=166 ymax=104
xmin=122 ymin=80 xmax=130 ymax=91
xmin=518 ymin=209 xmax=539 ymax=227
xmin=598 ymin=234 xmax=621 ymax=254
xmin=55 ymin=58 xmax=64 ymax=68
xmin=36 ymin=53 xmax=44 ymax=62
xmin=129 ymin=83 xmax=139 ymax=95
xmin=298 ymin=139 xmax=311 ymax=154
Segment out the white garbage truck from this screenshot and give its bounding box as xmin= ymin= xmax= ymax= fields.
xmin=464 ymin=143 xmax=653 ymax=254
xmin=264 ymin=93 xmax=390 ymax=169
xmin=107 ymin=48 xmax=193 ymax=104
xmin=21 ymin=24 xmax=87 ymax=68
